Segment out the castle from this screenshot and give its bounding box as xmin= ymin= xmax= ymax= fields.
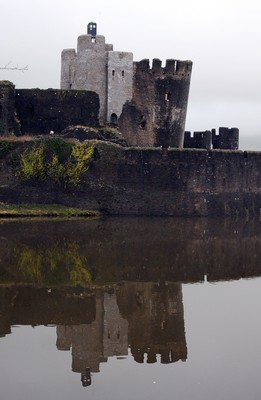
xmin=0 ymin=22 xmax=239 ymax=150
xmin=1 ymin=23 xmax=254 ymax=218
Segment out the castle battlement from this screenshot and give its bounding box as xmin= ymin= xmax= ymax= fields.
xmin=184 ymin=127 xmax=239 ymax=150
xmin=134 ymin=58 xmax=192 ymax=77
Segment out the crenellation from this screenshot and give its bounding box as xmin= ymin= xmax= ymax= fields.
xmin=184 ymin=128 xmax=239 ymax=150
xmin=213 ymin=127 xmax=239 ymax=150
xmin=152 ymin=58 xmax=162 ymax=73
xmin=165 ymin=59 xmax=177 ymax=74
xmin=134 ymin=59 xmax=150 ymax=72
xmin=176 ymin=60 xmax=192 ymax=76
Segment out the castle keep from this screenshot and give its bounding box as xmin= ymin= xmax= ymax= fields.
xmin=60 ymin=23 xmax=192 ymax=148
xmin=61 ymin=22 xmax=133 ymax=126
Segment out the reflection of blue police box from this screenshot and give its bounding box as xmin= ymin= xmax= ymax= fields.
xmin=87 ymin=22 xmax=97 ymax=37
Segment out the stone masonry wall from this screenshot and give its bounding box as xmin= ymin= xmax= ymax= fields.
xmin=15 ymin=89 xmax=99 ymax=134
xmin=107 ymin=51 xmax=133 ymax=123
xmin=1 ymin=143 xmax=261 ymax=217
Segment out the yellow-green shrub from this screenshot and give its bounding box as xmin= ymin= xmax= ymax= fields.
xmin=16 ymin=139 xmax=94 ymax=188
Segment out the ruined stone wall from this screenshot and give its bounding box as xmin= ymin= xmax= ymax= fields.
xmin=1 ymin=142 xmax=261 ymax=217
xmin=212 ymin=127 xmax=239 ymax=150
xmin=15 ymin=88 xmax=99 ymax=134
xmin=184 ymin=130 xmax=212 ymax=149
xmin=0 ymin=81 xmax=20 ymax=135
xmin=119 ymin=58 xmax=192 ymax=148
xmin=184 ymin=127 xmax=239 ymax=150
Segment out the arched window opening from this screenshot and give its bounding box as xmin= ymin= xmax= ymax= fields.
xmin=139 ymin=115 xmax=146 ymax=129
xmin=110 ymin=113 xmax=118 ymax=125
xmin=122 ymin=70 xmax=125 ymax=78
xmin=112 ymin=70 xmax=115 ymax=80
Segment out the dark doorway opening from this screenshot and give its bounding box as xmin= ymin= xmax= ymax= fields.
xmin=110 ymin=113 xmax=118 ymax=125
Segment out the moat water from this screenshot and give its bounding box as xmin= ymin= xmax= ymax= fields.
xmin=0 ymin=217 xmax=261 ymax=399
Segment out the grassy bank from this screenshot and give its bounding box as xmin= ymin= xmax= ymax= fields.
xmin=0 ymin=203 xmax=100 ymax=218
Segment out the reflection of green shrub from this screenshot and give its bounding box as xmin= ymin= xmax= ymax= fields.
xmin=15 ymin=241 xmax=91 ymax=285
xmin=16 ymin=139 xmax=94 ymax=187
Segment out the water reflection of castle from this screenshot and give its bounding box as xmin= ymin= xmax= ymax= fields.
xmin=4 ymin=217 xmax=261 ymax=386
xmin=56 ymin=283 xmax=187 ymax=385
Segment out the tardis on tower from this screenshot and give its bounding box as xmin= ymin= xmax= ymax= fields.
xmin=87 ymin=22 xmax=97 ymax=37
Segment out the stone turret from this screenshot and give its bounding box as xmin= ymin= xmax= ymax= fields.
xmin=119 ymin=58 xmax=192 ymax=148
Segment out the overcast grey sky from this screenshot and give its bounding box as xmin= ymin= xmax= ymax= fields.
xmin=1 ymin=0 xmax=261 ymax=149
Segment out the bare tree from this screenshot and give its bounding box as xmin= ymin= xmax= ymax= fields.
xmin=0 ymin=62 xmax=28 ymax=73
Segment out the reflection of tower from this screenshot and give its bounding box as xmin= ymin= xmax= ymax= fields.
xmin=116 ymin=282 xmax=187 ymax=364
xmin=103 ymin=292 xmax=128 ymax=358
xmin=56 ymin=283 xmax=187 ymax=386
xmin=56 ymin=292 xmax=105 ymax=374
xmin=56 ymin=290 xmax=128 ymax=386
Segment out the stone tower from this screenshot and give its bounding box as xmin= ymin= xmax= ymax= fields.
xmin=118 ymin=58 xmax=192 ymax=148
xmin=61 ymin=23 xmax=133 ymax=125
